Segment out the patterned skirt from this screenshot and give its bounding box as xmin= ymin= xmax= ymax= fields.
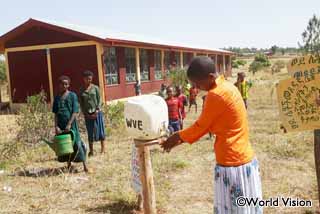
xmin=214 ymin=158 xmax=263 ymax=214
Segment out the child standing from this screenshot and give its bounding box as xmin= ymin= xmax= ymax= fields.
xmin=52 ymin=76 xmax=88 ymax=172
xmin=161 ymin=57 xmax=262 ymax=213
xmin=166 ymin=86 xmax=182 ymax=133
xmin=175 ymin=85 xmax=188 ymax=129
xmin=79 ymin=71 xmax=106 ymax=157
xmin=234 ymin=72 xmax=252 ymax=109
xmin=188 ymin=84 xmax=198 ymax=113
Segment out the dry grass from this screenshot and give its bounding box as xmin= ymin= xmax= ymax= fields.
xmin=0 ymin=57 xmax=319 ymax=213
xmin=248 ymin=78 xmax=317 ymax=214
xmin=0 ymin=120 xmax=189 ymax=213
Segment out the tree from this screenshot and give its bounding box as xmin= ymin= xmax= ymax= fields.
xmin=168 ymin=68 xmax=188 ymax=92
xmin=249 ymin=61 xmax=264 ymax=75
xmin=271 ymin=45 xmax=278 ymax=55
xmin=299 ymin=14 xmax=320 ymax=54
xmin=231 ymin=58 xmax=239 ymax=68
xmin=249 ymin=54 xmax=271 ymax=75
xmin=253 ymin=54 xmax=271 ymax=67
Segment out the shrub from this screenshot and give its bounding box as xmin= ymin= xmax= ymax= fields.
xmin=271 ymin=60 xmax=286 ymax=74
xmin=168 ymin=68 xmax=188 ymax=92
xmin=16 ymin=91 xmax=54 ymax=146
xmin=0 ymin=91 xmax=53 ymax=160
xmin=231 ymin=56 xmax=238 ymax=68
xmin=249 ymin=61 xmax=264 ymax=75
xmin=249 ymin=54 xmax=271 ymax=75
xmin=231 ymin=57 xmax=247 ymax=68
xmin=103 ymin=101 xmax=125 ymax=135
xmin=0 ymin=59 xmax=6 ymax=102
xmin=231 ymin=60 xmax=239 ymax=68
xmin=254 ymin=54 xmax=271 ymax=67
xmin=237 ymin=59 xmax=247 ymax=66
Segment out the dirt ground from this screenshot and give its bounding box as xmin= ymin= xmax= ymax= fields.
xmin=0 ymin=58 xmax=319 ymax=213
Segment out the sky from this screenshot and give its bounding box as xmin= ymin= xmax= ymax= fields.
xmin=0 ymin=0 xmax=319 ymax=49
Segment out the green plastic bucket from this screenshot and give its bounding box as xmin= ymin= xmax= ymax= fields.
xmin=54 ymin=130 xmax=74 ymax=156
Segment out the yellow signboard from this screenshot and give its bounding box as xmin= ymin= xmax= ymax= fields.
xmin=287 ymin=54 xmax=320 ymax=78
xmin=277 ymin=75 xmax=320 ymax=132
xmin=277 ymin=54 xmax=320 ymax=132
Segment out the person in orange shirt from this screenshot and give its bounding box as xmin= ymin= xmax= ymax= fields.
xmin=202 ymin=94 xmax=212 ymax=139
xmin=161 ymin=56 xmax=262 ymax=213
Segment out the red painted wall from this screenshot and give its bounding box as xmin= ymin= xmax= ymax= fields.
xmin=5 ymin=26 xmax=86 ymax=48
xmin=50 ymin=45 xmax=99 ymax=95
xmin=8 ymin=50 xmax=50 ymax=103
xmin=141 ymin=80 xmax=164 ymax=94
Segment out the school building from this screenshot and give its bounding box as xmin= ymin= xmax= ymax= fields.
xmin=0 ymin=18 xmax=233 ymax=104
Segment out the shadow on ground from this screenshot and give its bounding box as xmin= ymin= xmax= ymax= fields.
xmin=86 ymin=199 xmax=138 ymax=214
xmin=11 ymin=166 xmax=80 ymax=177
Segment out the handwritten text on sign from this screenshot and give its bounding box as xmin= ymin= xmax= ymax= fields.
xmin=287 ymin=54 xmax=320 ymax=79
xmin=277 ymin=75 xmax=320 ymax=132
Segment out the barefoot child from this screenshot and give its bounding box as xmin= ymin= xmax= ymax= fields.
xmin=161 ymin=57 xmax=262 ymax=213
xmin=53 ymin=76 xmax=88 ymax=172
xmin=79 ymin=71 xmax=106 ymax=156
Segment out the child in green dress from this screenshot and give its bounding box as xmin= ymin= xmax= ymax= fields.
xmin=52 ymin=75 xmax=88 ymax=172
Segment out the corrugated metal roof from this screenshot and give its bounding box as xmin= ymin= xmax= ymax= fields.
xmin=34 ymin=18 xmax=232 ymax=54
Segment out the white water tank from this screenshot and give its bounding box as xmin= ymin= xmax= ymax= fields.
xmin=124 ymin=95 xmax=168 ymax=140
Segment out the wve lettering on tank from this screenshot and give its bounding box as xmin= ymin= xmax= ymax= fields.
xmin=126 ymin=118 xmax=143 ymax=130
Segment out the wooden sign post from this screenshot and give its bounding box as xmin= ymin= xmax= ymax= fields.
xmin=278 ymin=54 xmax=320 ymax=206
xmin=134 ymin=139 xmax=159 ymax=214
xmin=315 ymin=129 xmax=320 ymax=206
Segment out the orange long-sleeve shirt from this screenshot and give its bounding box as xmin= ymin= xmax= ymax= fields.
xmin=179 ymin=76 xmax=254 ymax=166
